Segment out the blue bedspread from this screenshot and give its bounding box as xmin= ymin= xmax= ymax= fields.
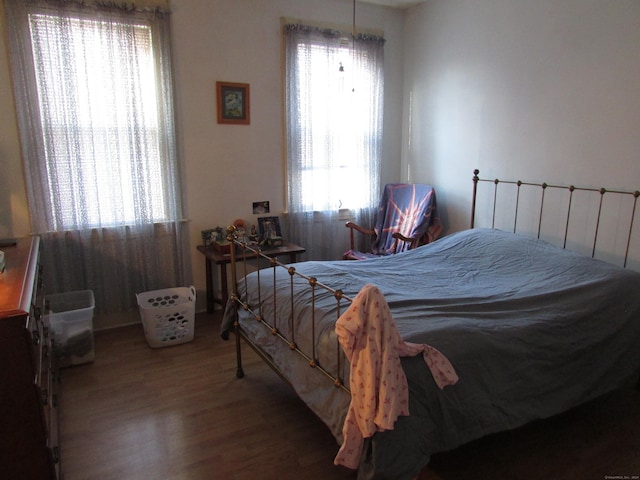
xmin=222 ymin=228 xmax=640 ymax=479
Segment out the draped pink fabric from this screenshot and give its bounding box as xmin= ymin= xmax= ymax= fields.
xmin=334 ymin=284 xmax=458 ymax=469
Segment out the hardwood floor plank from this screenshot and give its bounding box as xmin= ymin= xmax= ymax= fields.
xmin=59 ymin=313 xmax=356 ymax=480
xmin=59 ymin=312 xmax=640 ymax=480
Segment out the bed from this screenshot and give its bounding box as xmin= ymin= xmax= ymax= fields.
xmin=221 ymin=170 xmax=640 ymax=480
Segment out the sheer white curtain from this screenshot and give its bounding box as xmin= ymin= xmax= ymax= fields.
xmin=284 ymin=24 xmax=384 ymax=260
xmin=5 ymin=0 xmax=190 ymax=314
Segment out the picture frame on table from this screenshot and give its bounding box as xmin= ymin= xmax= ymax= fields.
xmin=216 ymin=81 xmax=250 ymax=125
xmin=258 ymin=216 xmax=281 ymax=241
xmin=201 ymin=226 xmax=225 ymax=247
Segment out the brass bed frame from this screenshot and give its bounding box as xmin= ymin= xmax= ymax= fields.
xmin=226 ymin=241 xmax=353 ymax=392
xmin=471 ymin=169 xmax=639 ymax=267
xmin=225 ymin=168 xmax=640 ymax=402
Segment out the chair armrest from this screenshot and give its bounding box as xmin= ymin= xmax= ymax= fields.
xmin=391 ymin=232 xmax=419 ymax=250
xmin=345 ymin=222 xmax=375 ymax=250
xmin=345 ymin=221 xmax=375 ymax=236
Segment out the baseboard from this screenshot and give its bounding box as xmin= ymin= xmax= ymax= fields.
xmin=93 ymin=310 xmax=141 ymax=332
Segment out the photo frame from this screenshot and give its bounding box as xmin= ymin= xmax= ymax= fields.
xmin=258 ymin=216 xmax=281 ymax=240
xmin=201 ymin=227 xmax=224 ymax=247
xmin=216 ymin=81 xmax=250 ymax=125
xmin=252 ymin=201 xmax=270 ymax=214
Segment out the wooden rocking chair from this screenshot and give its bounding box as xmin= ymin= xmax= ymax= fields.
xmin=343 ymin=183 xmax=442 ymax=260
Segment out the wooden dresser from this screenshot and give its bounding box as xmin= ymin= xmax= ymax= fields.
xmin=0 ymin=236 xmax=60 ymax=479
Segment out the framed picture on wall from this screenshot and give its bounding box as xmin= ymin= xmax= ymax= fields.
xmin=252 ymin=201 xmax=270 ymax=214
xmin=216 ymin=81 xmax=250 ymax=125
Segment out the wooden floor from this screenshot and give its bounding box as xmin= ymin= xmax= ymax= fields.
xmin=59 ymin=312 xmax=640 ymax=480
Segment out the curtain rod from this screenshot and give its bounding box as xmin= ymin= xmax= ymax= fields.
xmin=280 ymin=16 xmax=384 ymax=39
xmin=19 ymin=0 xmax=171 ymax=14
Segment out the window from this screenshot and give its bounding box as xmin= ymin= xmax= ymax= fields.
xmin=6 ymin=0 xmax=181 ymax=232
xmin=284 ymin=24 xmax=385 ymax=214
xmin=283 ymin=23 xmax=385 ymax=260
xmin=6 ymin=0 xmax=187 ymax=313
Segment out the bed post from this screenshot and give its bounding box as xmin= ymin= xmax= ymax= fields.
xmin=227 ymin=225 xmax=245 ymax=379
xmin=471 ymin=169 xmax=480 ymax=228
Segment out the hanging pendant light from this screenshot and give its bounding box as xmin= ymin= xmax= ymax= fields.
xmin=338 ymin=0 xmax=356 ymax=92
xmin=352 ymin=0 xmax=356 ymax=40
xmin=351 ymin=0 xmax=356 ymax=92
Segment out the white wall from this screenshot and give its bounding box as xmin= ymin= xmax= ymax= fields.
xmin=170 ymin=0 xmax=406 ymax=306
xmin=403 ymin=0 xmax=640 ymax=253
xmin=0 ymin=0 xmax=406 ymax=312
xmin=0 ymin=2 xmax=30 ymax=239
xmin=6 ymin=0 xmax=637 ymax=311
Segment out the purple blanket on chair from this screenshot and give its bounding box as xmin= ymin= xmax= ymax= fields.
xmin=370 ymin=183 xmax=441 ymax=255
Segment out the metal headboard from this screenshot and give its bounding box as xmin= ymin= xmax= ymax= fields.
xmin=471 ymin=169 xmax=640 ymax=267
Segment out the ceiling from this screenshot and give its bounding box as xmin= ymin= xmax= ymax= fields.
xmin=358 ymin=0 xmax=427 ymax=9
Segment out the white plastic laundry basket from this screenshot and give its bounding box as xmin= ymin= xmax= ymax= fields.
xmin=46 ymin=290 xmax=96 ymax=367
xmin=136 ymin=286 xmax=196 ymax=348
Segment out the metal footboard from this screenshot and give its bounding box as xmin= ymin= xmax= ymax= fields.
xmin=226 ymin=227 xmax=352 ymax=394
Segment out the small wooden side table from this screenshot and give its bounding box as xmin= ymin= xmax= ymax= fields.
xmin=197 ymin=241 xmax=306 ymax=313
